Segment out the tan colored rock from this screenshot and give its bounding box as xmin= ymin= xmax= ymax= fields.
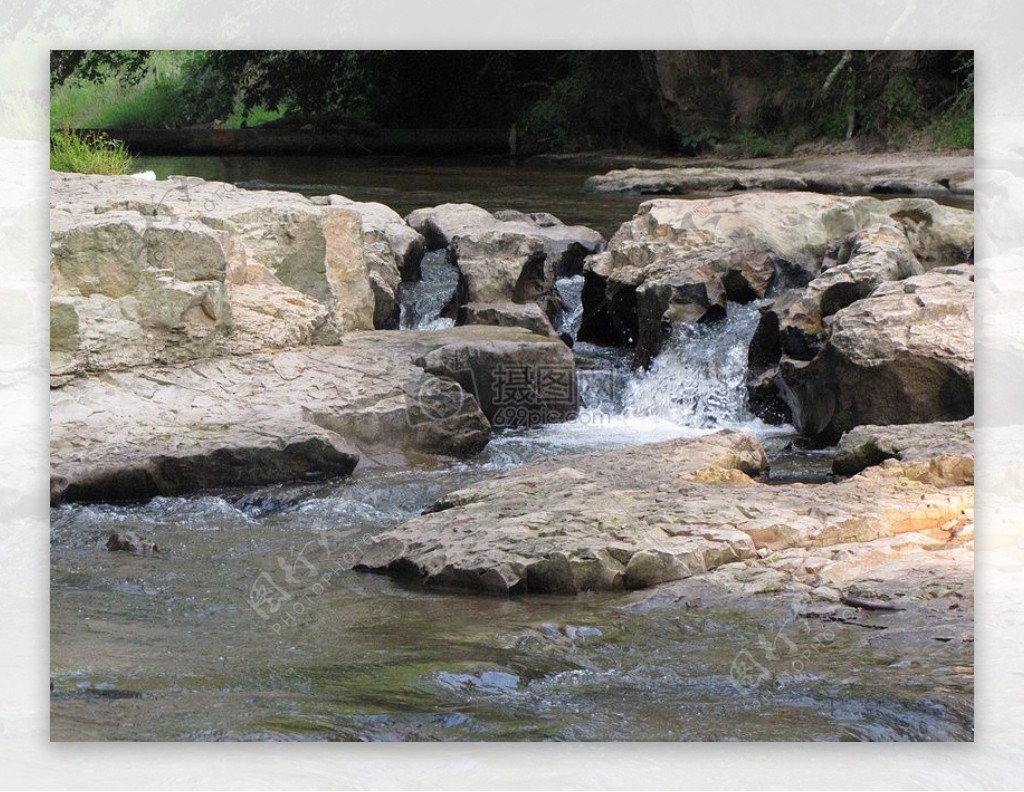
xmin=460 ymin=301 xmax=558 ymax=338
xmin=780 ymin=266 xmax=974 ymax=444
xmin=583 ymin=150 xmax=973 ymax=199
xmin=585 ymin=166 xmax=810 ymax=194
xmin=354 ymin=431 xmax=971 ymax=595
xmin=50 ymin=213 xmax=233 ymax=377
xmin=50 ymin=172 xmax=376 ymax=381
xmin=405 ymin=203 xmax=604 ymax=303
xmin=314 ymin=196 xmax=425 ymax=328
xmin=50 ymin=326 xmax=574 ymax=504
xmin=833 ymin=418 xmax=974 ymax=485
xmin=413 ymin=331 xmax=577 ymax=428
xmin=582 ymin=193 xmax=972 ymax=366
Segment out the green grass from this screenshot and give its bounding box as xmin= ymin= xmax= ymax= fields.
xmin=224 ymin=101 xmax=287 ymax=129
xmin=51 ymin=50 xmax=287 ymax=130
xmin=930 ymin=108 xmax=973 ymax=150
xmin=732 ymin=129 xmax=774 ymax=158
xmin=50 ymin=129 xmax=134 ymax=174
xmin=85 ymin=75 xmax=190 ymax=128
xmin=51 ymin=51 xmax=192 ymax=129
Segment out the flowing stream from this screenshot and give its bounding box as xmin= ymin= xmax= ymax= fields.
xmin=51 ymin=159 xmax=971 ymax=741
xmin=50 ymin=303 xmax=969 ymax=741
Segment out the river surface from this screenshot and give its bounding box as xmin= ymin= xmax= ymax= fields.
xmin=51 ymin=159 xmax=972 ymax=741
xmin=134 ymin=155 xmax=644 ymax=238
xmin=48 ymin=413 xmax=971 ymax=741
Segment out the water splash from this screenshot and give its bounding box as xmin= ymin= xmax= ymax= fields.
xmin=622 ymin=301 xmax=763 ymax=428
xmin=554 ymin=275 xmax=585 ymax=341
xmin=397 ymin=250 xmax=459 ymax=330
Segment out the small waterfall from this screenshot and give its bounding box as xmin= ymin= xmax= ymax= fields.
xmin=554 ymin=275 xmax=585 ymax=341
xmin=397 ymin=250 xmax=459 ymax=330
xmin=622 ymin=301 xmax=762 ymax=428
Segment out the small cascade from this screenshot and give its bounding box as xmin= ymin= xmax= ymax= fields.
xmin=622 ymin=301 xmax=763 ymax=428
xmin=553 ymin=275 xmax=585 ymax=341
xmin=397 ymin=249 xmax=459 ymax=330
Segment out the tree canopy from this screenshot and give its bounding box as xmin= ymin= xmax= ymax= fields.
xmin=50 ymin=49 xmax=973 ymax=153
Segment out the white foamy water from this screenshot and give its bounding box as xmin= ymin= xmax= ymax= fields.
xmin=554 ymin=274 xmax=585 ymax=340
xmin=398 ymin=249 xmax=460 ymax=330
xmin=501 ymin=303 xmax=793 ymax=460
xmin=623 ymin=300 xmax=764 ymax=428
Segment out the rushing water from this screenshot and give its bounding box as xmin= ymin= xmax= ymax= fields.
xmin=51 ymin=160 xmax=970 ymax=741
xmin=50 ymin=303 xmax=969 ymax=741
xmin=397 ymin=250 xmax=459 ymax=330
xmin=554 ymin=275 xmax=585 ymax=341
xmin=624 ymin=301 xmax=762 ymax=428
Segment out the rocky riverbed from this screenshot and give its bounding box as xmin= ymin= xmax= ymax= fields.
xmin=49 ymin=166 xmax=974 ymax=741
xmin=571 ymin=150 xmax=975 ymax=198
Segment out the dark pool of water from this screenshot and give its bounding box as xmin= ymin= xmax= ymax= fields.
xmin=134 ymin=155 xmax=644 ymax=238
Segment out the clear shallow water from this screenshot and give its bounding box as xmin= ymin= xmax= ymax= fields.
xmin=49 ymin=426 xmax=970 ymax=741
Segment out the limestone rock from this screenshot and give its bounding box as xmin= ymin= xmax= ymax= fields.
xmin=50 ymin=327 xmax=577 ymax=504
xmin=585 ymin=166 xmax=810 ymax=194
xmin=405 ymin=203 xmax=604 ymax=303
xmin=314 ymin=196 xmax=425 ymax=329
xmin=583 ymin=151 xmax=973 ymax=200
xmin=459 ymin=301 xmax=558 ymax=338
xmin=753 ymin=223 xmax=923 ymax=364
xmin=414 ymin=331 xmax=577 ymax=428
xmin=580 ymin=193 xmax=973 ymax=367
xmin=50 ymin=212 xmax=233 ymax=376
xmin=354 ymin=431 xmax=971 ymax=595
xmin=833 ymin=418 xmax=974 ymax=485
xmin=780 ymin=266 xmax=974 ymax=444
xmin=50 ymin=172 xmax=376 ymax=380
xmin=53 ymin=426 xmax=360 ymax=505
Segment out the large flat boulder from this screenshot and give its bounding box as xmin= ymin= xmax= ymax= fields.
xmin=584 ymin=152 xmax=974 ymax=198
xmin=779 ymin=266 xmax=974 ymax=444
xmin=354 ymin=431 xmax=972 ymax=595
xmin=50 ymin=172 xmax=376 ymax=381
xmin=585 ymin=166 xmax=811 ymax=194
xmin=50 ymin=327 xmax=574 ymax=505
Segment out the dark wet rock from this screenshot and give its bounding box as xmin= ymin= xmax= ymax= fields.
xmin=435 ymin=669 xmax=520 ymax=693
xmin=106 ymin=530 xmax=158 ymax=554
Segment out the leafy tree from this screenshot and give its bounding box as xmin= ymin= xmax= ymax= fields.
xmin=50 ymin=50 xmax=150 ymax=87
